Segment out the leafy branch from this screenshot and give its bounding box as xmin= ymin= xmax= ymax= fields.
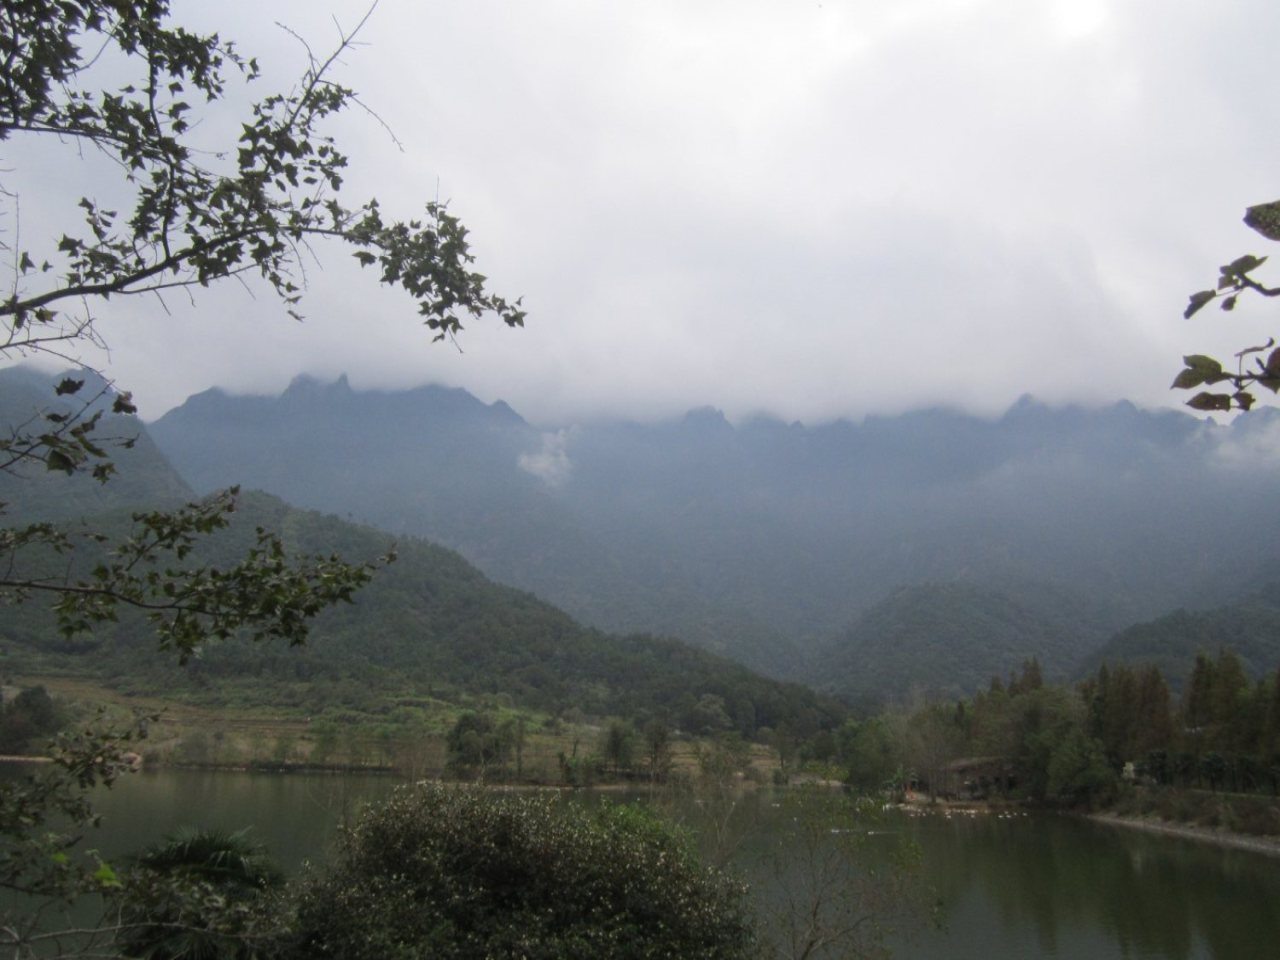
xmin=1 ymin=0 xmax=524 ymax=363
xmin=0 ymin=714 xmax=148 ymax=901
xmin=0 ymin=4 xmax=510 ymax=955
xmin=1176 ymin=200 xmax=1280 ymax=412
xmin=0 ymin=488 xmax=391 ymax=660
xmin=0 ymin=376 xmax=138 ymax=481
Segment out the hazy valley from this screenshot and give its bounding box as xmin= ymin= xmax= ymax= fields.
xmin=135 ymin=370 xmax=1280 ymax=701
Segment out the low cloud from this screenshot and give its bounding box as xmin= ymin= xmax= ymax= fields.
xmin=1205 ymin=414 xmax=1280 ymax=470
xmin=518 ymin=429 xmax=575 ymax=487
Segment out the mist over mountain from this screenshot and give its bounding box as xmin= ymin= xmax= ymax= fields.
xmin=0 ymin=367 xmax=836 ymax=732
xmin=146 ymin=374 xmax=1280 ymax=690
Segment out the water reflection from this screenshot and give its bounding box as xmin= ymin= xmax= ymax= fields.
xmin=79 ymin=772 xmax=1280 ymax=960
xmin=95 ymin=768 xmax=401 ymax=870
xmin=898 ymin=810 xmax=1278 ymax=959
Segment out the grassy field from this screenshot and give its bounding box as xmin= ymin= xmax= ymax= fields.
xmin=12 ymin=675 xmax=780 ymax=785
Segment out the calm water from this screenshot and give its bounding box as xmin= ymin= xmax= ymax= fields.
xmin=893 ymin=810 xmax=1279 ymax=959
xmin=62 ymin=769 xmax=1280 ymax=959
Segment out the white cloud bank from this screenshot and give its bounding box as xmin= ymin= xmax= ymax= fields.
xmin=10 ymin=0 xmax=1280 ymax=426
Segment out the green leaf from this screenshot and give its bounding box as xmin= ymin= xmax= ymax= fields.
xmin=1171 ymin=368 xmax=1207 ymax=390
xmin=1184 ymin=291 xmax=1216 ymax=319
xmin=1172 ymin=355 xmax=1231 ymax=392
xmin=1183 ymin=355 xmax=1224 ymax=377
xmin=1266 ymin=348 xmax=1280 ymax=377
xmin=46 ymin=450 xmax=77 ymax=474
xmin=92 ymin=861 xmax=121 ymax=888
xmin=1186 ymin=392 xmax=1233 ymax=412
xmin=1224 ymin=254 xmax=1266 ymax=276
xmin=1244 ymin=200 xmax=1280 ymax=241
xmin=1236 ymin=337 xmax=1274 ymax=359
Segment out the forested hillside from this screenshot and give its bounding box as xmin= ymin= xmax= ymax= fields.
xmin=149 ymin=375 xmax=805 ymax=673
xmin=150 ymin=377 xmax=1280 ymax=680
xmin=3 ymin=494 xmax=841 ymax=736
xmin=8 ymin=365 xmax=1280 ymax=731
xmin=14 ymin=364 xmax=1280 ymax=709
xmin=810 ymin=581 xmax=1111 ymax=705
xmin=0 ymin=370 xmax=840 ymax=736
xmin=1078 ymin=584 xmax=1280 ymax=692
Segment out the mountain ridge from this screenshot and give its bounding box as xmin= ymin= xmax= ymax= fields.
xmin=0 ymin=365 xmax=840 ymax=733
xmin=12 ymin=364 xmax=1280 ymax=702
xmin=143 ymin=371 xmax=1280 ymax=688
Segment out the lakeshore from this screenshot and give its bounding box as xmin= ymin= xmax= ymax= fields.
xmin=895 ymin=787 xmax=1280 ymax=859
xmin=1088 ymin=811 xmax=1280 ymax=859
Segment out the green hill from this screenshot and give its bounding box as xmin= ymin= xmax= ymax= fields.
xmin=2 ymin=490 xmax=841 ymax=738
xmin=1 ymin=367 xmax=842 ymax=737
xmin=149 ymin=374 xmax=1280 ymax=684
xmin=812 ymin=581 xmax=1107 ymax=705
xmin=1076 ymin=584 xmax=1280 ymax=692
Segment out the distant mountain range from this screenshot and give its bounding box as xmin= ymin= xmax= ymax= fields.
xmin=147 ymin=374 xmax=1280 ymax=689
xmin=0 ymin=368 xmax=838 ymax=734
xmin=7 ymin=365 xmax=1280 ymax=704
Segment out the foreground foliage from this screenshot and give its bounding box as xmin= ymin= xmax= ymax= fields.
xmin=288 ymin=783 xmax=758 ymax=960
xmin=1 ymin=0 xmax=520 ymax=657
xmin=1178 ymin=200 xmax=1280 ymax=412
xmin=1 ymin=0 xmax=523 ymax=954
xmin=116 ymin=828 xmax=285 ymax=960
xmin=1 ymin=1 xmax=524 ymax=355
xmin=0 ymin=717 xmax=145 ymax=957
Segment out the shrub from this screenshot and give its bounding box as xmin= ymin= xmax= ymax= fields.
xmin=287 ymin=783 xmax=756 ymax=959
xmin=0 ymin=686 xmax=63 ymax=755
xmin=116 ymin=828 xmax=285 ymax=960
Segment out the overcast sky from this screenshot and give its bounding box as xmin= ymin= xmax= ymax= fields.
xmin=9 ymin=0 xmax=1280 ymax=426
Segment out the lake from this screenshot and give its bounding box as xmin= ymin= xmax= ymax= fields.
xmin=62 ymin=769 xmax=1280 ymax=959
